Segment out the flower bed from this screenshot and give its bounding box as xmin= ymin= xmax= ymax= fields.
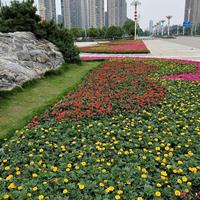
xmin=0 ymin=59 xmax=200 ymax=200
xmin=79 ymin=40 xmax=150 ymax=54
xmin=81 ymin=56 xmax=200 ymax=82
xmin=31 ymin=60 xmax=165 ymax=126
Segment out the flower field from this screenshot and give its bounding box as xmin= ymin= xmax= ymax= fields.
xmin=0 ymin=59 xmax=200 ymax=200
xmin=79 ymin=40 xmax=150 ymax=54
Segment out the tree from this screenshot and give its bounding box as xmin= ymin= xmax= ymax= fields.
xmin=70 ymin=28 xmax=84 ymax=39
xmin=0 ymin=0 xmax=40 ymax=33
xmin=35 ymin=21 xmax=80 ymax=63
xmin=87 ymin=27 xmax=99 ymax=38
xmin=106 ymin=26 xmax=123 ymax=39
xmin=123 ymin=19 xmax=141 ymax=37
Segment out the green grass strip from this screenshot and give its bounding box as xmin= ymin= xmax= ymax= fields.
xmin=0 ymin=61 xmax=101 ymax=140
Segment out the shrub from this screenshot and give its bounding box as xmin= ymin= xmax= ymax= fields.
xmin=0 ymin=0 xmax=39 ymax=33
xmin=34 ymin=21 xmax=80 ymax=63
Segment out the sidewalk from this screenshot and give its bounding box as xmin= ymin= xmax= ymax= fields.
xmin=78 ymin=39 xmax=200 ymax=61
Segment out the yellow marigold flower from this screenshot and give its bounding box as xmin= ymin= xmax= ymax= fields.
xmin=188 ymin=151 xmax=193 ymax=156
xmin=161 ymin=171 xmax=167 ymax=177
xmin=81 ymin=162 xmax=87 ymax=166
xmin=166 ymin=165 xmax=171 ymax=169
xmin=78 ymin=183 xmax=85 ymax=190
xmin=3 ymin=194 xmax=9 ymax=199
xmin=6 ymin=174 xmax=13 ymax=181
xmin=38 ymin=195 xmax=44 ymax=200
xmin=16 ymin=171 xmax=21 ymax=175
xmin=18 ymin=186 xmax=23 ymax=190
xmin=63 ymin=189 xmax=68 ymax=194
xmin=155 ymin=147 xmax=160 ymax=151
xmin=178 ymin=168 xmax=183 ymax=173
xmin=51 ymin=166 xmax=58 ymax=172
xmin=156 ymin=183 xmax=162 ymax=188
xmin=165 ymin=146 xmax=170 ymax=151
xmin=67 ymin=164 xmax=72 ymax=168
xmin=8 ymin=182 xmax=16 ymax=190
xmin=105 ymin=186 xmax=115 ymax=193
xmin=32 ymin=186 xmax=38 ymax=191
xmin=117 ymin=190 xmax=123 ymax=195
xmin=99 ymin=182 xmax=105 ymax=187
xmin=64 ymin=178 xmax=69 ymax=183
xmin=178 ymin=161 xmax=183 ymax=165
xmin=177 ymin=179 xmax=182 ymax=184
xmin=142 ymin=156 xmax=146 ymax=160
xmin=185 ymin=188 xmax=189 ymax=193
xmin=155 ymin=191 xmax=161 ymax=197
xmin=27 ymin=193 xmax=32 ymax=197
xmin=66 ymin=168 xmax=71 ymax=172
xmin=75 ymin=165 xmax=80 ymax=170
xmin=175 ymin=190 xmax=181 ymax=196
xmin=137 ymin=197 xmax=143 ymax=200
xmin=141 ymin=174 xmax=147 ymax=178
xmin=182 ymin=176 xmax=188 ymax=182
xmin=187 ymin=181 xmax=192 ymax=186
xmin=5 ymin=166 xmax=10 ymax=171
xmin=32 ymin=173 xmax=38 ymax=178
xmin=115 ymin=195 xmax=121 ymax=200
xmin=39 ymin=149 xmax=44 ymax=153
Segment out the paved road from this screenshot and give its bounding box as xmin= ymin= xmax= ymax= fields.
xmin=77 ymin=38 xmax=200 ymax=61
xmin=144 ymin=39 xmax=200 ymax=61
xmin=163 ymin=36 xmax=200 ymax=49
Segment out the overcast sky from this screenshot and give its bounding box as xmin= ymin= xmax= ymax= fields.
xmin=2 ymin=0 xmax=185 ymax=29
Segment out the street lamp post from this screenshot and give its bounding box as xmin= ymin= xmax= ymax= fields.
xmin=166 ymin=16 xmax=172 ymax=36
xmin=161 ymin=20 xmax=165 ymax=36
xmin=131 ymin=0 xmax=141 ymax=40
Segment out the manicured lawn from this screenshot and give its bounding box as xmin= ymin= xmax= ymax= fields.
xmin=79 ymin=40 xmax=150 ymax=54
xmin=0 ymin=59 xmax=199 ymax=200
xmin=0 ymin=61 xmax=100 ymax=140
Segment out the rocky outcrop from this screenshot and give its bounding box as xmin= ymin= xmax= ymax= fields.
xmin=0 ymin=32 xmax=64 ymax=91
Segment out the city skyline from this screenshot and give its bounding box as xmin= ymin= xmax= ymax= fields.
xmin=2 ymin=0 xmax=185 ymax=29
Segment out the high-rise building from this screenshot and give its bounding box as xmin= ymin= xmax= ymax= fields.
xmin=105 ymin=11 xmax=109 ymax=28
xmin=184 ymin=0 xmax=200 ymax=26
xmin=61 ymin=0 xmax=83 ymax=28
xmin=61 ymin=0 xmax=104 ymax=29
xmin=107 ymin=0 xmax=127 ymax=27
xmin=149 ymin=20 xmax=154 ymax=33
xmin=89 ymin=0 xmax=104 ymax=28
xmin=38 ymin=0 xmax=56 ymax=22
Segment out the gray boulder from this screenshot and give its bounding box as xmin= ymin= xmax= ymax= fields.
xmin=0 ymin=32 xmax=64 ymax=91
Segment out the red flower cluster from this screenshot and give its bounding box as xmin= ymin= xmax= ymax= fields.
xmin=80 ymin=40 xmax=150 ymax=54
xmin=32 ymin=60 xmax=165 ymax=125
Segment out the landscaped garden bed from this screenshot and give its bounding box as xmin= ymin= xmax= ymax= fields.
xmin=0 ymin=59 xmax=199 ymax=199
xmin=79 ymin=40 xmax=150 ymax=54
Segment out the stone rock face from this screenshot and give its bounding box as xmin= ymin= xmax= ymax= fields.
xmin=0 ymin=32 xmax=64 ymax=91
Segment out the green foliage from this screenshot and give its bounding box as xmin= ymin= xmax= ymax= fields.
xmin=35 ymin=21 xmax=80 ymax=63
xmin=0 ymin=0 xmax=79 ymax=63
xmin=0 ymin=0 xmax=40 ymax=32
xmin=123 ymin=19 xmax=142 ymax=36
xmin=70 ymin=28 xmax=84 ymax=39
xmin=106 ymin=26 xmax=123 ymax=39
xmin=87 ymin=27 xmax=99 ymax=38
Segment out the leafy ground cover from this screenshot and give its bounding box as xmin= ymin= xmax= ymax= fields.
xmin=0 ymin=62 xmax=100 ymax=140
xmin=79 ymin=40 xmax=150 ymax=54
xmin=0 ymin=59 xmax=199 ymax=200
xmin=81 ymin=56 xmax=200 ymax=82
